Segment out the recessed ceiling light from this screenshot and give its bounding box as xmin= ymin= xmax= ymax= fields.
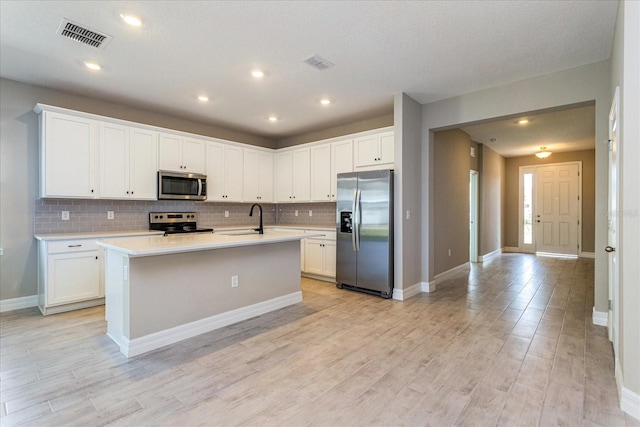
xmin=252 ymin=70 xmax=265 ymax=78
xmin=518 ymin=119 xmax=529 ymax=125
xmin=268 ymin=116 xmax=278 ymax=122
xmin=198 ymin=95 xmax=209 ymax=102
xmin=320 ymin=98 xmax=331 ymax=105
xmin=84 ymin=61 xmax=101 ymax=70
xmin=120 ymin=14 xmax=142 ymax=27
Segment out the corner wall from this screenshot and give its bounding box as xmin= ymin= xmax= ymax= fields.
xmin=433 ymin=129 xmax=471 ymax=275
xmin=394 ymin=93 xmax=422 ymax=291
xmin=479 ymin=144 xmax=506 ymax=256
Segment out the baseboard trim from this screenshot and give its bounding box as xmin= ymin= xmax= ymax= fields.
xmin=124 ymin=291 xmax=303 ymax=358
xmin=0 ymin=295 xmax=38 ymax=313
xmin=478 ymin=248 xmax=501 ymax=262
xmin=434 ymin=262 xmax=470 ymax=285
xmin=393 ymin=282 xmax=421 ymax=301
xmin=616 ymin=361 xmax=640 ymax=421
xmin=592 ymin=307 xmax=608 ymax=327
xmin=421 ymin=281 xmax=436 ymax=293
xmin=580 ymin=251 xmax=596 ymax=259
xmin=503 ymin=246 xmax=520 ymax=253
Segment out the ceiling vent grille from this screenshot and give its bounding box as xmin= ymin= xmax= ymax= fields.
xmin=303 ymin=55 xmax=334 ymax=70
xmin=56 ymin=18 xmax=112 ymax=49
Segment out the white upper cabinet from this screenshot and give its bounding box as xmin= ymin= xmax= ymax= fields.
xmin=40 ymin=111 xmax=98 ymax=198
xmin=330 ymin=139 xmax=353 ymax=200
xmin=243 ymin=149 xmax=273 ymax=202
xmin=311 ymin=145 xmax=331 ymax=202
xmin=99 ymin=124 xmax=158 ymax=200
xmin=129 ymin=128 xmax=159 ymax=200
xmin=276 ymin=148 xmax=310 ymax=202
xmin=158 ymin=133 xmax=205 ymax=173
xmin=206 ymin=142 xmax=243 ymax=202
xmin=354 ymin=130 xmax=394 ymax=170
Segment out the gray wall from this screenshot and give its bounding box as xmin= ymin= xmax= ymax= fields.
xmin=504 ymin=150 xmax=596 ymax=252
xmin=479 ymin=145 xmax=506 ymax=257
xmin=421 ymin=61 xmax=611 ymax=316
xmin=433 ymin=129 xmax=471 ymax=275
xmin=611 ymin=0 xmax=640 ymax=399
xmin=276 ymin=114 xmax=393 ymax=148
xmin=394 ymin=93 xmax=422 ymax=290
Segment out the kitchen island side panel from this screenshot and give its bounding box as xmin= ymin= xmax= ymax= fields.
xmin=126 ymin=240 xmax=301 ymax=339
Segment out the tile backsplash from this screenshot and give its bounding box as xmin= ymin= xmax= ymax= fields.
xmin=34 ymin=199 xmax=336 ymax=234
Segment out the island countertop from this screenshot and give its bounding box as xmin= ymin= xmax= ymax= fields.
xmin=97 ymin=229 xmax=323 ymax=257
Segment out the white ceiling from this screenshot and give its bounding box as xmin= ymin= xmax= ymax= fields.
xmin=460 ymin=104 xmax=596 ymax=158
xmin=0 ymin=1 xmax=617 ymax=140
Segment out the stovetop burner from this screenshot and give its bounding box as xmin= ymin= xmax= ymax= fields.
xmin=149 ymin=212 xmax=213 ymax=235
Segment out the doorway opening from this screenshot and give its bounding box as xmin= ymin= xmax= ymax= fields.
xmin=469 ymin=170 xmax=479 ymax=263
xmin=518 ymin=162 xmax=583 ymax=257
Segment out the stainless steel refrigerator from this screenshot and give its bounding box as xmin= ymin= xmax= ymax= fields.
xmin=336 ymin=170 xmax=394 ymax=298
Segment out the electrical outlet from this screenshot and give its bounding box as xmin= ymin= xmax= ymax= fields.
xmin=0 ymin=248 xmax=4 ymax=256
xmin=225 ymin=211 xmax=229 ymax=218
xmin=448 ymin=249 xmax=452 ymax=257
xmin=231 ymin=275 xmax=238 ymax=288
xmin=406 ymin=210 xmax=411 ymax=220
xmin=61 ymin=211 xmax=70 ymax=220
xmin=309 ymin=210 xmax=313 ymax=217
xmin=107 ymin=211 xmax=114 ymax=220
xmin=295 ymin=210 xmax=298 ymax=217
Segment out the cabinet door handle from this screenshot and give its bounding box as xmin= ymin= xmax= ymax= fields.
xmin=95 ymin=256 xmax=98 ymax=260
xmin=68 ymin=244 xmax=82 ymax=248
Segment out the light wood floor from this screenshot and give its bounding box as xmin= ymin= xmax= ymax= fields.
xmin=1 ymin=254 xmax=638 ymax=426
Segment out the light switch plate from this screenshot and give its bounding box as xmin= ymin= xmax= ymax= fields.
xmin=225 ymin=211 xmax=229 ymax=218
xmin=107 ymin=211 xmax=114 ymax=220
xmin=61 ymin=211 xmax=70 ymax=220
xmin=309 ymin=210 xmax=313 ymax=217
xmin=295 ymin=210 xmax=298 ymax=217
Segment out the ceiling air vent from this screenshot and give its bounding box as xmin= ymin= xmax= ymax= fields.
xmin=56 ymin=18 xmax=112 ymax=49
xmin=303 ymin=55 xmax=334 ymax=70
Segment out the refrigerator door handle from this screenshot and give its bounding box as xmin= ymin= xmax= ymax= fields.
xmin=351 ymin=189 xmax=357 ymax=251
xmin=354 ymin=189 xmax=361 ymax=252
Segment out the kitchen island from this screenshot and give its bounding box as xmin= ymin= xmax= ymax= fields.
xmin=97 ymin=230 xmax=321 ymax=357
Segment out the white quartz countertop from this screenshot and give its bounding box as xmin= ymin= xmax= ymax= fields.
xmin=34 ymin=230 xmax=165 ymax=241
xmin=210 ymin=225 xmax=335 ymax=232
xmin=97 ymin=230 xmax=324 ymax=257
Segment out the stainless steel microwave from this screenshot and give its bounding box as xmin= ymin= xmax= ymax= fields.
xmin=158 ymin=170 xmax=207 ymax=201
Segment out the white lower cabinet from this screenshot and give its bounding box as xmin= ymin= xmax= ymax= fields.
xmin=38 ymin=239 xmax=104 ymax=315
xmin=303 ymin=231 xmax=336 ymax=279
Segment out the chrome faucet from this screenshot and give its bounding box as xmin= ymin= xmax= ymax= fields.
xmin=249 ymin=203 xmax=264 ymax=234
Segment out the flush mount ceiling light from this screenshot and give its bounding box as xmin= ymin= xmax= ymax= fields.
xmin=197 ymin=95 xmax=209 ymax=102
xmin=320 ymin=98 xmax=331 ymax=106
xmin=518 ymin=119 xmax=529 ymax=125
xmin=84 ymin=61 xmax=101 ymax=70
xmin=251 ymin=70 xmax=265 ymax=78
xmin=535 ymin=146 xmax=552 ymax=158
xmin=120 ymin=14 xmax=142 ymax=27
xmin=268 ymin=116 xmax=278 ymax=122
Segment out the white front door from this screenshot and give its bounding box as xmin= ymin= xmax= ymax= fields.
xmin=607 ymin=87 xmax=620 ymax=354
xmin=535 ymin=163 xmax=580 ymax=255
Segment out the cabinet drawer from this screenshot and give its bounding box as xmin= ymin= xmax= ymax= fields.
xmin=307 ymin=230 xmax=336 ymax=241
xmin=48 ymin=240 xmax=99 ymax=254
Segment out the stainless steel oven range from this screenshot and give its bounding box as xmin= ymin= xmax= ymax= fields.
xmin=149 ymin=212 xmax=213 ymax=235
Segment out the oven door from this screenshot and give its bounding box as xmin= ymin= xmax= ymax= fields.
xmin=158 ymin=171 xmax=207 ymax=200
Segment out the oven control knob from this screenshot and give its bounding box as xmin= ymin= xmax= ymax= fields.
xmin=154 ymin=215 xmax=159 ymax=219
